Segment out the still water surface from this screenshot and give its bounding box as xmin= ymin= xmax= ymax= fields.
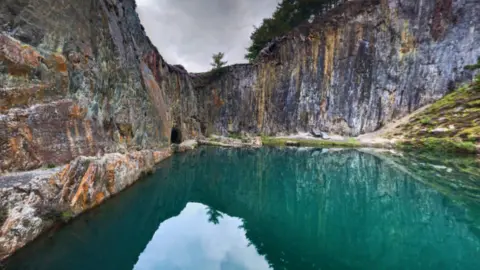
xmin=4 ymin=147 xmax=480 ymax=270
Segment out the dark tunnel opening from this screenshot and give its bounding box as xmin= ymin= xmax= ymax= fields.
xmin=170 ymin=127 xmax=182 ymax=144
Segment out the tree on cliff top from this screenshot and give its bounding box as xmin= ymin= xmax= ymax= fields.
xmin=245 ymin=0 xmax=346 ymax=62
xmin=211 ymin=52 xmax=228 ymax=70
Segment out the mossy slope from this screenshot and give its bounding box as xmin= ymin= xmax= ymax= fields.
xmin=396 ymin=75 xmax=480 ymax=154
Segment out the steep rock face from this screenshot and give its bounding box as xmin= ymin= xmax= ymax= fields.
xmin=2 ymin=0 xmax=479 ymax=173
xmin=0 ymin=0 xmax=199 ymax=173
xmin=189 ymin=0 xmax=480 ymax=136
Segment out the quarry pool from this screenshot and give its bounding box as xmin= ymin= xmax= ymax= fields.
xmin=3 ymin=147 xmax=480 ymax=270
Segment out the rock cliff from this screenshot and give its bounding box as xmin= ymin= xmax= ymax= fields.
xmin=0 ymin=0 xmax=187 ymax=258
xmin=0 ymin=0 xmax=197 ymax=174
xmin=2 ymin=0 xmax=479 ymax=174
xmin=186 ymin=0 xmax=480 ymax=136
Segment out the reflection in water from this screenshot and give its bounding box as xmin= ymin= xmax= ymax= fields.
xmin=206 ymin=206 xmax=224 ymax=225
xmin=4 ymin=147 xmax=480 ymax=270
xmin=133 ymin=203 xmax=269 ymax=270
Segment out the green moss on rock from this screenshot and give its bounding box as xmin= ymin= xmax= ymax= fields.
xmin=395 ymin=74 xmax=480 ymax=154
xmin=398 ymin=137 xmax=477 ymax=154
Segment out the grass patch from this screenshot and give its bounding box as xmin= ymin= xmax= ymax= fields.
xmin=261 ymin=136 xmax=361 ymax=148
xmin=426 ymin=84 xmax=471 ymax=113
xmin=395 ymin=74 xmax=479 ymax=155
xmin=419 ymin=117 xmax=432 ymax=125
xmin=398 ymin=137 xmax=477 ymax=154
xmin=61 ymin=210 xmax=75 ymax=222
xmin=457 ymin=126 xmax=480 ymax=142
xmin=227 ymin=132 xmax=243 ymax=140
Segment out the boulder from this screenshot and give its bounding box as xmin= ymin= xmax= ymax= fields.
xmin=285 ymin=141 xmax=300 ymax=147
xmin=175 ymin=140 xmax=198 ymax=153
xmin=310 ymin=129 xmax=330 ymax=140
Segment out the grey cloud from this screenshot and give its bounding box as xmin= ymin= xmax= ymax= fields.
xmin=136 ymin=0 xmax=279 ymax=72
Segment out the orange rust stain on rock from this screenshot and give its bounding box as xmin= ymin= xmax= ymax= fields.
xmin=399 ymin=21 xmax=416 ymax=57
xmin=20 ymin=126 xmax=33 ymax=143
xmin=320 ymin=98 xmax=328 ymax=118
xmin=58 ymin=164 xmax=71 ymax=184
xmin=9 ymin=137 xmax=19 ymax=153
xmin=53 ymin=53 xmax=68 ymax=73
xmin=71 ymin=163 xmax=97 ymax=208
xmin=0 ymin=34 xmax=44 ymax=77
xmin=94 ymin=192 xmax=105 ymax=205
xmin=20 ymin=47 xmax=42 ymax=67
xmin=212 ymin=88 xmax=224 ymax=108
xmin=118 ymin=134 xmax=125 ymax=144
xmin=323 ymin=29 xmax=336 ymax=91
xmin=105 ymin=161 xmax=119 ymax=193
xmin=140 ymin=61 xmax=170 ymax=138
xmin=66 ymin=123 xmax=77 ymax=157
xmin=311 ymin=33 xmax=320 ymax=74
xmin=69 ymin=104 xmax=86 ymax=119
xmin=83 ymin=120 xmax=94 ymax=153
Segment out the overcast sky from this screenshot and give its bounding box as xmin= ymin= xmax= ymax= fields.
xmin=136 ymin=0 xmax=279 ymax=72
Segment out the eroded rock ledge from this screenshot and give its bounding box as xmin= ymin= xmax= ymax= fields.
xmin=0 ymin=149 xmax=171 ymax=259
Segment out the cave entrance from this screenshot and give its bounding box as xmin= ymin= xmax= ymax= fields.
xmin=170 ymin=127 xmax=182 ymax=144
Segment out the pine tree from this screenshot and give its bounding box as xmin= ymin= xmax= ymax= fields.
xmin=210 ymin=52 xmax=228 ymax=70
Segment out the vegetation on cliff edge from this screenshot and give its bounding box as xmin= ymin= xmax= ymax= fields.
xmin=245 ymin=0 xmax=346 ymax=61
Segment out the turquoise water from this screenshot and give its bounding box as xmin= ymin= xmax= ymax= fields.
xmin=3 ymin=147 xmax=480 ymax=270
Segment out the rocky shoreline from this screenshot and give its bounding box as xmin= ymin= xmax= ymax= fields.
xmin=0 ymin=149 xmax=172 ymax=260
